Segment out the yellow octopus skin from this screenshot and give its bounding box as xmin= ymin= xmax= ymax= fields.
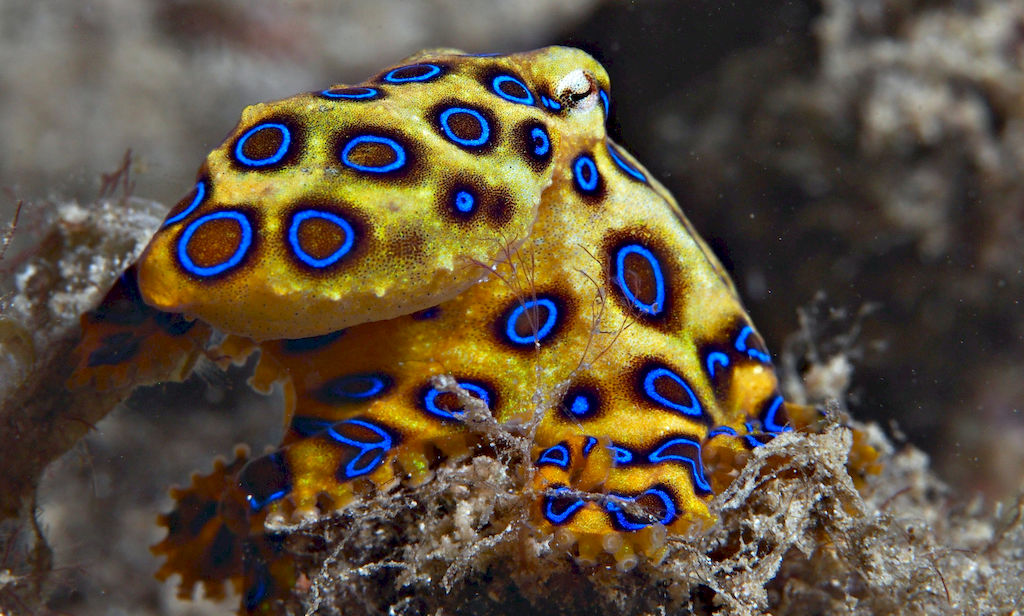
xmin=69 ymin=46 xmax=824 ymax=613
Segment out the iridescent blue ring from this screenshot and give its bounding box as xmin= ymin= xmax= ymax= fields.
xmin=384 ymin=64 xmax=441 ymax=83
xmin=735 ymin=325 xmax=771 ymax=363
xmin=163 ymin=181 xmax=205 ymax=227
xmin=573 ymin=155 xmax=599 ymax=193
xmin=341 ymin=135 xmax=407 ymax=173
xmin=609 ymin=444 xmax=634 ymax=465
xmin=234 ymin=122 xmax=291 ymax=167
xmin=530 ymin=126 xmax=550 ymax=157
xmin=605 ymin=487 xmax=676 ymax=531
xmin=642 ymin=366 xmax=702 ymax=417
xmin=454 ymin=190 xmax=475 ymax=213
xmin=568 ymin=393 xmax=593 ymax=417
xmin=491 ymin=74 xmax=534 ymax=105
xmin=706 ymin=351 xmax=730 ymax=378
xmin=536 ymin=444 xmax=571 ymax=468
xmin=647 ymin=437 xmax=712 ymax=494
xmin=327 ymin=419 xmax=393 ymax=479
xmin=762 ymin=396 xmax=791 ymax=433
xmin=321 ymin=86 xmax=379 ymax=99
xmin=438 ymin=107 xmax=490 ymax=147
xmin=288 ymin=209 xmax=355 ymax=268
xmin=177 ymin=210 xmax=252 ymax=277
xmin=423 ymin=381 xmax=491 ymax=420
xmin=325 ymin=373 xmax=388 ymax=400
xmin=505 ymin=298 xmax=558 ymax=345
xmin=614 ymin=243 xmax=666 ymax=315
xmin=606 ymin=141 xmax=646 ymax=182
xmin=543 ymin=486 xmax=585 ymax=525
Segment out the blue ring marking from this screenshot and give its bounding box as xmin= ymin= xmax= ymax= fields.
xmin=281 ymin=329 xmax=346 ymax=353
xmin=505 ymin=298 xmax=558 ymax=345
xmin=763 ymin=396 xmax=792 ymax=433
xmin=642 ymin=366 xmax=703 ymax=418
xmin=609 ymin=444 xmax=634 ymax=465
xmin=573 ymin=155 xmax=599 ymax=193
xmin=599 ymin=89 xmax=610 ymax=117
xmin=327 ymin=419 xmax=394 ymax=479
xmin=735 ymin=325 xmax=772 ymax=363
xmin=321 ymin=86 xmax=378 ymax=99
xmin=606 ymin=141 xmax=647 ymax=182
xmin=647 ymin=438 xmax=712 ymax=494
xmin=234 ymin=122 xmax=291 ymax=167
xmin=423 ymin=381 xmax=491 ymax=420
xmin=605 ymin=487 xmax=677 ymax=531
xmin=491 ymin=74 xmax=534 ymax=105
xmin=340 ymin=134 xmax=407 ymax=173
xmin=583 ymin=436 xmax=598 ymax=456
xmin=540 ymin=95 xmax=562 ymax=111
xmin=288 ymin=209 xmax=355 ymax=268
xmin=244 ymin=567 xmax=269 ymax=610
xmin=323 ymin=373 xmax=389 ymax=401
xmin=744 ymin=422 xmax=766 ymax=449
xmin=530 ymin=126 xmax=550 ymax=157
xmin=537 ymin=444 xmax=571 ymax=468
xmin=290 ymin=416 xmax=333 ymax=438
xmin=163 ymin=181 xmax=205 ymax=226
xmin=384 ymin=63 xmax=441 ymax=83
xmin=241 ymin=451 xmax=291 ymax=512
xmin=706 ymin=351 xmax=730 ymax=378
xmin=177 ymin=210 xmax=252 ymax=277
xmin=615 ymin=243 xmax=666 ymax=316
xmin=438 ymin=106 xmax=490 ymax=147
xmin=568 ymin=393 xmax=592 ymax=417
xmin=708 ymin=425 xmax=738 ymax=438
xmin=246 ymin=487 xmax=288 ymax=513
xmin=543 ymin=486 xmax=586 ymax=525
xmin=412 ymin=306 xmax=441 ymax=320
xmin=454 ymin=190 xmax=475 ymax=213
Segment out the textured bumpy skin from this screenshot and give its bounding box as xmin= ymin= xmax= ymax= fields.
xmin=69 ymin=47 xmax=850 ymax=613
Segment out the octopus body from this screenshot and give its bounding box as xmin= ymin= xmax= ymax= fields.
xmin=70 ymin=47 xmax=821 ymax=613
